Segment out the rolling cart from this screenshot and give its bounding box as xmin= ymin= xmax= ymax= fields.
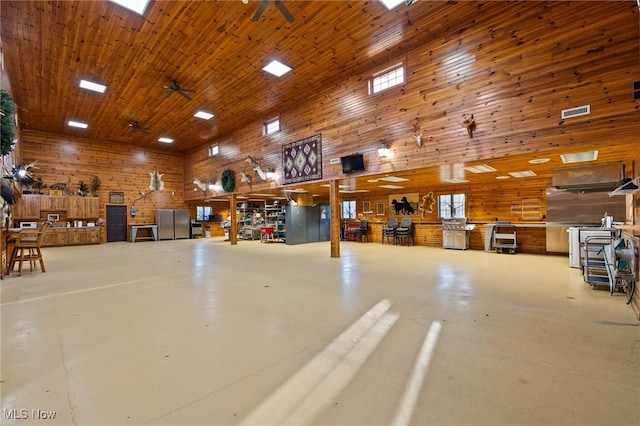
xmin=492 ymin=222 xmax=517 ymax=254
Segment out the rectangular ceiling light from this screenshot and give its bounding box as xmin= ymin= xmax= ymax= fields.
xmin=262 ymin=60 xmax=292 ymax=77
xmin=508 ymin=170 xmax=537 ymax=178
xmin=464 ymin=164 xmax=497 ymax=173
xmin=79 ymin=79 xmax=107 ymax=93
xmin=158 ymin=137 xmax=174 ymax=144
xmin=378 ymin=184 xmax=404 ymax=189
xmin=194 ymin=111 xmax=214 ymax=120
xmin=379 ymin=0 xmax=405 ymax=10
xmin=560 ymin=150 xmax=599 ymax=164
xmin=378 ymin=176 xmax=410 ymax=182
xmin=109 ymin=0 xmax=150 ymax=15
xmin=67 ymin=120 xmax=88 ymax=129
xmin=441 ymin=178 xmax=469 ymax=184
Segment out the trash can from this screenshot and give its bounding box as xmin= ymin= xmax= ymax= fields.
xmin=205 ymin=227 xmax=211 ymax=238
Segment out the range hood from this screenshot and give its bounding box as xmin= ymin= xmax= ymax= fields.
xmin=552 ymin=162 xmax=622 ymax=192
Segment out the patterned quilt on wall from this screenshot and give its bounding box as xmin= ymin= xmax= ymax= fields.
xmin=282 ymin=134 xmax=322 ymax=185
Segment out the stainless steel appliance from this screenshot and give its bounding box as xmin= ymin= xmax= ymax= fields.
xmin=442 ymin=219 xmax=475 ymax=250
xmin=568 ymin=226 xmax=614 ymax=268
xmin=156 ymin=209 xmax=190 ymax=240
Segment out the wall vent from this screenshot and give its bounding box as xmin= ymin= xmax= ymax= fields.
xmin=561 ymin=105 xmax=590 ymax=119
xmin=329 ymin=158 xmax=341 ymax=165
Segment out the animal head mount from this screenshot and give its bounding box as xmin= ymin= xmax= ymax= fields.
xmin=240 ymin=169 xmax=251 ymax=184
xmin=413 ymin=132 xmax=424 ymax=147
xmin=246 ymin=155 xmax=267 ymax=181
xmin=11 ymin=160 xmax=39 ymax=183
xmin=193 ymin=178 xmax=207 ymax=192
xmin=461 ymin=114 xmax=475 ymax=138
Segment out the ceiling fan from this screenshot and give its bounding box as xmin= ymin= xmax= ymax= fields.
xmin=251 ymin=0 xmax=295 ymax=23
xmin=164 ymin=79 xmax=196 ymax=101
xmin=128 ymin=121 xmax=151 ymax=134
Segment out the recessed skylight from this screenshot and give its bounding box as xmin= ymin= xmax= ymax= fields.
xmin=463 ymin=164 xmax=497 ymax=173
xmin=560 ymin=150 xmax=599 ymax=164
xmin=262 ymin=60 xmax=292 ymax=77
xmin=442 ymin=178 xmax=469 ymax=184
xmin=158 ymin=137 xmax=174 ymax=144
xmin=79 ymin=79 xmax=107 ymax=93
xmin=508 ymin=170 xmax=537 ymax=178
xmin=109 ymin=0 xmax=150 ymax=15
xmin=378 ymin=184 xmax=404 ymax=189
xmin=496 ymin=176 xmax=511 ymax=180
xmin=194 ymin=111 xmax=214 ymax=120
xmin=379 ymin=0 xmax=405 ymax=10
xmin=378 ymin=176 xmax=410 ymax=182
xmin=528 ymin=158 xmax=550 ymax=164
xmin=68 ymin=120 xmax=88 ymax=129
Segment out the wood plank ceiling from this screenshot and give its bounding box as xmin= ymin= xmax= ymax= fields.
xmin=1 ymin=0 xmax=471 ymax=151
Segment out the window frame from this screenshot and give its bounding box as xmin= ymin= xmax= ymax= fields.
xmin=341 ymin=200 xmax=356 ymax=219
xmin=369 ymin=62 xmax=406 ymax=95
xmin=263 ymin=117 xmax=281 ymax=135
xmin=196 ymin=205 xmax=213 ymax=221
xmin=438 ymin=193 xmax=466 ymax=219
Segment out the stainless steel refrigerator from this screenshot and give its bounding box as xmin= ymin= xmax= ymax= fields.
xmin=156 ymin=209 xmax=190 ymax=240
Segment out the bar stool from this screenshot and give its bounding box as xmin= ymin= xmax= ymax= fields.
xmin=7 ymin=222 xmax=50 ymax=276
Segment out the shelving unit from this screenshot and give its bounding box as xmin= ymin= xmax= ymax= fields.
xmin=264 ymin=204 xmax=286 ymax=242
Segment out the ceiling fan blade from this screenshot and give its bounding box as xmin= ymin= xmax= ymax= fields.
xmin=252 ymin=0 xmax=269 ymax=21
xmin=165 ymin=91 xmax=174 ymax=98
xmin=180 ymin=88 xmax=196 ymax=93
xmin=178 ymin=91 xmax=193 ymax=101
xmin=274 ymin=0 xmax=294 ymax=23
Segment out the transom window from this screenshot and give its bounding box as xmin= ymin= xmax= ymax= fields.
xmin=438 ymin=193 xmax=466 ymax=219
xmin=369 ymin=63 xmax=405 ymax=94
xmin=264 ymin=117 xmax=280 ymax=135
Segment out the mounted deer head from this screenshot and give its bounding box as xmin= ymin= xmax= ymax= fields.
xmin=461 ymin=114 xmax=475 ymax=138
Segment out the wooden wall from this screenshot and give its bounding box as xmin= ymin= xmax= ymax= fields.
xmin=184 ymin=1 xmax=639 ymax=204
xmin=20 ymin=131 xmax=185 ymax=235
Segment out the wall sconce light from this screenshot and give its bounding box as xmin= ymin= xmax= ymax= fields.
xmin=378 ymin=141 xmax=390 ymax=158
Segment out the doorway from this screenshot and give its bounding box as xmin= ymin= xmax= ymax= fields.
xmin=106 ymin=205 xmax=127 ymax=242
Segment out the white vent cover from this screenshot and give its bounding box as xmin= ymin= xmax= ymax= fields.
xmin=329 ymin=158 xmax=341 ymax=165
xmin=561 ymin=105 xmax=590 ymax=119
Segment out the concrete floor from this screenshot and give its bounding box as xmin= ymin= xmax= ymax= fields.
xmin=1 ymin=238 xmax=638 ymax=426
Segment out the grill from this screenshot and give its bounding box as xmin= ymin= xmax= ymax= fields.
xmin=442 ymin=218 xmax=475 ymax=250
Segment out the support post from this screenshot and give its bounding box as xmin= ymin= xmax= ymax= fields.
xmin=230 ymin=194 xmax=238 ymax=245
xmin=330 ymin=179 xmax=340 ymax=258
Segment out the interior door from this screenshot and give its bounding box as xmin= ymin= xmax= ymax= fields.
xmin=106 ymin=205 xmax=127 ymax=242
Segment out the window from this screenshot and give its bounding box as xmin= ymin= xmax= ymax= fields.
xmin=264 ymin=117 xmax=280 ymax=135
xmin=208 ymin=144 xmax=219 ymax=157
xmin=369 ymin=63 xmax=405 ymax=94
xmin=341 ymin=200 xmax=356 ymax=219
xmin=438 ymin=193 xmax=466 ymax=219
xmin=196 ymin=206 xmax=213 ymax=221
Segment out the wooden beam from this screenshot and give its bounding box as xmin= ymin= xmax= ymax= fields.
xmin=330 ymin=179 xmax=340 ymax=258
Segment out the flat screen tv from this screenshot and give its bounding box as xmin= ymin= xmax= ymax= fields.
xmin=341 ymin=153 xmax=365 ymax=174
